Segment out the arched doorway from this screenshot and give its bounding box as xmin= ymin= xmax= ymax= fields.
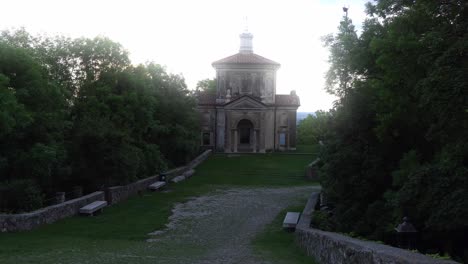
xmin=237 ymin=119 xmax=254 ymax=152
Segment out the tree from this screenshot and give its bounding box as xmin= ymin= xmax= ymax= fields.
xmin=319 ymin=1 xmax=468 ymax=261
xmin=322 ymin=15 xmax=359 ymax=98
xmin=0 ymin=42 xmax=69 ymax=211
xmin=0 ymin=30 xmax=200 ymax=212
xmin=297 ymin=111 xmax=331 ymax=145
xmin=196 ymin=78 xmax=216 ymax=94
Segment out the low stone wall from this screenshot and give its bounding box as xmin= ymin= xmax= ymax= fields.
xmin=165 ymin=166 xmax=187 ymax=181
xmin=0 ymin=191 xmax=104 ymax=232
xmin=0 ymin=149 xmax=213 ymax=232
xmin=186 ymin=149 xmax=212 ymax=170
xmin=295 ymin=193 xmax=458 ymax=264
xmin=106 ymin=175 xmax=160 ymax=205
xmin=106 ymin=149 xmax=212 ymax=204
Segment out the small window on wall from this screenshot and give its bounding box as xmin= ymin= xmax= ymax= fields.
xmin=279 ymin=133 xmax=286 ymax=146
xmin=202 ymin=132 xmax=211 ymax=145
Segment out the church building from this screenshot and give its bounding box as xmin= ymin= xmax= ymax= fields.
xmin=197 ymin=31 xmax=300 ymax=152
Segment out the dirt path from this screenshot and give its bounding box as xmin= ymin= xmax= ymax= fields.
xmin=120 ymin=186 xmax=319 ymax=264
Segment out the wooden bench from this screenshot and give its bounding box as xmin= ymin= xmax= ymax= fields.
xmin=79 ymin=201 xmax=108 ymax=216
xmin=148 ymin=181 xmax=166 ymax=191
xmin=283 ymin=212 xmax=301 ymax=230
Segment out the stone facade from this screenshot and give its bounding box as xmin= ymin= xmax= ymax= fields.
xmin=295 ymin=193 xmax=459 ymax=264
xmin=197 ymin=32 xmax=300 ymax=152
xmin=0 ymin=191 xmax=105 ymax=232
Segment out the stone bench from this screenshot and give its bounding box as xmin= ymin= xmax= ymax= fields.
xmin=283 ymin=212 xmax=301 ymax=230
xmin=79 ymin=201 xmax=108 ymax=216
xmin=148 ymin=181 xmax=166 ymax=191
xmin=171 ymin=175 xmax=186 ymax=183
xmin=183 ymin=169 xmax=195 ymax=178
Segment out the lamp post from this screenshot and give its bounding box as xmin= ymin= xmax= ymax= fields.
xmin=395 ymin=217 xmax=418 ymax=249
xmin=160 ymin=172 xmax=167 ymax=182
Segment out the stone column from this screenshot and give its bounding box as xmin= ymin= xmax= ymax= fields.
xmin=233 ymin=129 xmax=238 ymax=153
xmin=260 ymin=113 xmax=266 ymax=153
xmin=253 ymin=130 xmax=257 ymax=153
xmin=216 ymin=109 xmax=225 ymax=152
xmin=225 ymin=113 xmax=231 ymax=152
xmin=288 ymin=111 xmax=297 ymax=149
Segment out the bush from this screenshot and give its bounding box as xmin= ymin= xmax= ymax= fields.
xmin=311 ymin=210 xmax=335 ymax=231
xmin=0 ymin=179 xmax=44 ymax=213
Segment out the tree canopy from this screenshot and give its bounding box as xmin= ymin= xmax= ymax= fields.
xmin=0 ymin=29 xmax=200 ymax=213
xmin=318 ymin=1 xmax=467 ymax=261
xmin=195 ymin=78 xmax=216 ymax=94
xmin=297 ymin=111 xmax=331 ymax=145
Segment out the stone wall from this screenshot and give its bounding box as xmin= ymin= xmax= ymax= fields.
xmin=106 ymin=149 xmax=212 ymax=205
xmin=0 ymin=191 xmax=104 ymax=232
xmin=295 ymin=193 xmax=459 ymax=264
xmin=186 ymin=149 xmax=212 ymax=170
xmin=106 ymin=175 xmax=160 ymax=205
xmin=0 ymin=149 xmax=213 ymax=232
xmin=165 ymin=166 xmax=187 ymax=180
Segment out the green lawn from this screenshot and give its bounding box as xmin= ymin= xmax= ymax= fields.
xmin=254 ymin=204 xmax=318 ymax=264
xmin=294 ymin=144 xmax=320 ymax=154
xmin=0 ymin=152 xmax=318 ymax=263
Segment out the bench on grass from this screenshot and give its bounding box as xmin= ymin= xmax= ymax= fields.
xmin=171 ymin=175 xmax=185 ymax=183
xmin=148 ymin=181 xmax=166 ymax=191
xmin=283 ymin=212 xmax=301 ymax=230
xmin=79 ymin=201 xmax=108 ymax=216
xmin=183 ymin=169 xmax=195 ymax=178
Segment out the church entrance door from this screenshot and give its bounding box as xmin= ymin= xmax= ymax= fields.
xmin=237 ymin=119 xmax=254 ymax=152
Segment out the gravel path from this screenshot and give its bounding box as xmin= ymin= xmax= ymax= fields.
xmin=1 ymin=186 xmax=319 ymax=264
xmin=130 ymin=186 xmax=319 ymax=264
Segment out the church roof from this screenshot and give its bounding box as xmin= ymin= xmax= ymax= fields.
xmin=212 ymin=53 xmax=280 ymax=67
xmin=275 ymin=94 xmax=300 ymax=107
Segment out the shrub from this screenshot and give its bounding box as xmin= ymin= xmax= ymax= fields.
xmin=0 ymin=179 xmax=44 ymax=213
xmin=311 ymin=210 xmax=335 ymax=231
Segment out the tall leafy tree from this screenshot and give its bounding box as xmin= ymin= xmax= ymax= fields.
xmin=196 ymin=78 xmax=216 ymax=94
xmin=297 ymin=111 xmax=331 ymax=145
xmin=319 ymin=1 xmax=467 ymax=261
xmin=0 ymin=42 xmax=69 ymax=211
xmin=0 ymin=31 xmax=200 ymax=212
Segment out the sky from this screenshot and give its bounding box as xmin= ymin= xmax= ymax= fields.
xmin=0 ymin=0 xmax=369 ymax=111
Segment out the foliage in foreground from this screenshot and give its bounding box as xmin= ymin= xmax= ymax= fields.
xmin=0 ymin=30 xmax=199 ymax=212
xmin=319 ymin=0 xmax=467 ymax=261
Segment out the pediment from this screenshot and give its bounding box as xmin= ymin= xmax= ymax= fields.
xmin=224 ymin=96 xmax=266 ymax=109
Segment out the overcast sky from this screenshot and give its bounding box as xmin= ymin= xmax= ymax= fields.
xmin=1 ymin=0 xmax=369 ymax=111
